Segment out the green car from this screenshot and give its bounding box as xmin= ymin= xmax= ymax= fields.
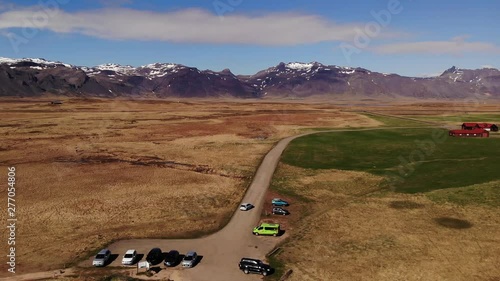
xmin=252 ymin=223 xmax=280 ymax=236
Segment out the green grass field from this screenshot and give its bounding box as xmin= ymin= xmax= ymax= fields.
xmin=281 ymin=128 xmax=500 ymax=193
xmin=407 ymin=113 xmax=500 ymax=123
xmin=360 ymin=113 xmax=433 ymax=127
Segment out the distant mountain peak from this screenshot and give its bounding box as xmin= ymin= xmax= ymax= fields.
xmin=441 ymin=66 xmax=458 ymax=76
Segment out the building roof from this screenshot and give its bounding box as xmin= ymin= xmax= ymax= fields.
xmin=462 ymin=122 xmax=496 ymax=128
xmin=478 ymin=123 xmax=497 ymax=128
xmin=462 ymin=122 xmax=478 ymax=127
xmin=450 ymin=129 xmax=488 ymax=134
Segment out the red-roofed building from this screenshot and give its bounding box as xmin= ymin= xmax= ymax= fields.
xmin=449 ymin=129 xmax=489 ymax=137
xmin=462 ymin=123 xmax=498 ymax=131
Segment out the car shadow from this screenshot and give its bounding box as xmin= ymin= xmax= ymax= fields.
xmin=192 ymin=255 xmax=203 ymax=268
xmin=104 ymin=254 xmax=119 ymax=266
xmin=150 ymin=259 xmax=163 ymax=266
xmin=268 ymin=267 xmax=276 ymax=276
xmin=149 ymin=266 xmax=163 ymax=274
xmin=277 ymin=230 xmax=286 ymax=237
xmin=133 ymin=254 xmax=144 ymax=265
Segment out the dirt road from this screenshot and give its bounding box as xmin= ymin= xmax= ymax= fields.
xmin=80 ymin=133 xmax=303 ymax=281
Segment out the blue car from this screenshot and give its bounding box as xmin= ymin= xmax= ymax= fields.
xmin=272 ymin=198 xmax=289 ymax=206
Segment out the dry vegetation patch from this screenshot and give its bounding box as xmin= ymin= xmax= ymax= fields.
xmin=0 ymin=99 xmax=376 ymax=275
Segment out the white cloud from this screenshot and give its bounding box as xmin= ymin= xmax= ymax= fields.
xmin=372 ymin=37 xmax=500 ymax=55
xmin=0 ymin=7 xmax=402 ymax=45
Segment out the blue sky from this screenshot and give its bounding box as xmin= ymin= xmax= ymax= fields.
xmin=0 ymin=0 xmax=498 ymax=76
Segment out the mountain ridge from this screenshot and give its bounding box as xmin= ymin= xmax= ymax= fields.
xmin=1 ymin=57 xmax=499 ymax=99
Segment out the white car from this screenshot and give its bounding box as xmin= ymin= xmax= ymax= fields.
xmin=239 ymin=203 xmax=254 ymax=211
xmin=121 ymin=249 xmax=137 ymax=265
xmin=182 ymin=251 xmax=198 ymax=268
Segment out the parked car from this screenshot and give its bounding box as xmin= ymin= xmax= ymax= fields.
xmin=271 ymin=198 xmax=289 ymax=206
xmin=92 ymin=249 xmax=111 ymax=267
xmin=146 ymin=248 xmax=163 ymax=265
xmin=239 ymin=203 xmax=254 ymax=211
xmin=182 ymin=251 xmax=198 ymax=268
xmin=121 ymin=249 xmax=137 ymax=265
xmin=239 ymin=258 xmax=272 ymax=275
xmin=272 ymin=207 xmax=289 ymax=215
xmin=163 ymin=250 xmax=180 ymax=267
xmin=252 ymin=223 xmax=280 ymax=236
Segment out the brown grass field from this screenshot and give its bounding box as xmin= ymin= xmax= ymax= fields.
xmin=0 ymin=98 xmax=379 ymax=276
xmin=1 ymin=98 xmax=499 ymax=280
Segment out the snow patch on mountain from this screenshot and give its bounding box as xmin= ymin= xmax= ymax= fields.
xmin=340 ymin=69 xmax=355 ymax=74
xmin=0 ymin=57 xmax=18 ymax=64
xmin=140 ymin=62 xmax=179 ymax=71
xmin=286 ymin=62 xmax=315 ymax=71
xmin=95 ymin=63 xmax=135 ymax=74
xmin=0 ymin=57 xmax=72 ymax=68
xmin=80 ymin=62 xmax=184 ymax=78
xmin=137 ymin=63 xmax=183 ymax=78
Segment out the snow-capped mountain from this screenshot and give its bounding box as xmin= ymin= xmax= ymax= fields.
xmin=0 ymin=57 xmax=499 ymax=99
xmin=82 ymin=62 xmax=186 ymax=79
xmin=0 ymin=57 xmax=260 ymax=97
xmin=0 ymin=57 xmax=72 ymax=68
xmin=241 ymin=62 xmax=365 ymax=95
xmin=239 ymin=62 xmax=500 ymax=99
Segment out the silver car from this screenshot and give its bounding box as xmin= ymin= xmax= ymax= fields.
xmin=182 ymin=251 xmax=198 ymax=268
xmin=92 ymin=249 xmax=111 ymax=267
xmin=239 ymin=203 xmax=254 ymax=211
xmin=121 ymin=249 xmax=137 ymax=265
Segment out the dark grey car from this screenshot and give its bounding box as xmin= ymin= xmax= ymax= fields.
xmin=163 ymin=250 xmax=180 ymax=267
xmin=272 ymin=207 xmax=290 ymax=215
xmin=146 ymin=248 xmax=163 ymax=265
